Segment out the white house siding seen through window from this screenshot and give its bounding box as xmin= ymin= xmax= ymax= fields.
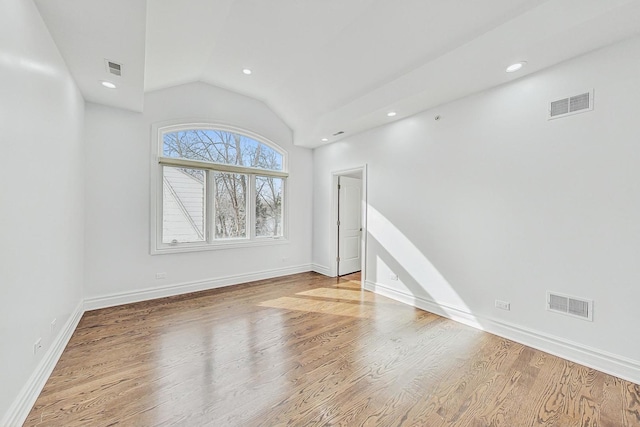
xmin=155 ymin=126 xmax=288 ymax=252
xmin=162 ymin=167 xmax=205 ymax=244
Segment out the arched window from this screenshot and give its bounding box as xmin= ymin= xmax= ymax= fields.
xmin=152 ymin=124 xmax=288 ymax=253
xmin=162 ymin=128 xmax=284 ymax=171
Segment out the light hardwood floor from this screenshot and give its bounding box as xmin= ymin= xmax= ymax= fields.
xmin=25 ymin=272 xmax=640 ymax=426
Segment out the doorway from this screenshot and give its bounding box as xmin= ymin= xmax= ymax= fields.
xmin=332 ymin=166 xmax=367 ymax=283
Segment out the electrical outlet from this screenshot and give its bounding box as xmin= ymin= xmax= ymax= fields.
xmin=156 ymin=272 xmax=167 ymax=279
xmin=495 ymin=300 xmax=511 ymax=311
xmin=34 ymin=338 xmax=42 ymax=355
xmin=51 ymin=318 xmax=57 ymax=334
xmin=389 ymin=273 xmax=399 ymax=281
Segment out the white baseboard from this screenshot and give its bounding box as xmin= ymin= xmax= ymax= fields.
xmin=1 ymin=301 xmax=84 ymax=427
xmin=11 ymin=270 xmax=635 ymax=426
xmin=311 ymin=263 xmax=332 ymax=276
xmin=85 ymin=264 xmax=314 ymax=311
xmin=3 ymin=265 xmax=317 ymax=424
xmin=364 ymin=280 xmax=640 ymax=385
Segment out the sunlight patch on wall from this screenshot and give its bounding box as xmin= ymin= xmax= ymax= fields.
xmin=366 ymin=205 xmax=481 ymax=328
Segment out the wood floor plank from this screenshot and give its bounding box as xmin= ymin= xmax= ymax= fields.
xmin=23 ymin=272 xmax=640 ymax=426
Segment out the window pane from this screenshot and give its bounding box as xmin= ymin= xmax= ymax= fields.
xmin=255 ymin=176 xmax=283 ymax=237
xmin=163 ymin=129 xmax=283 ymax=171
xmin=162 ymin=167 xmax=205 ymax=244
xmin=214 ymin=172 xmax=247 ymax=239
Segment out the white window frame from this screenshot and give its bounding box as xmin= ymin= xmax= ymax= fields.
xmin=150 ymin=121 xmax=289 ymax=255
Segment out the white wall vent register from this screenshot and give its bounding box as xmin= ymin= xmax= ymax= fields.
xmin=549 ymin=90 xmax=593 ymax=119
xmin=547 ymin=291 xmax=593 ymax=321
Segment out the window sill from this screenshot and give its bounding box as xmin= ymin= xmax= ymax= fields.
xmin=151 ymin=238 xmax=289 ymax=255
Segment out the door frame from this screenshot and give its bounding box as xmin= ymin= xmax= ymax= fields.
xmin=331 ymin=165 xmax=368 ymax=287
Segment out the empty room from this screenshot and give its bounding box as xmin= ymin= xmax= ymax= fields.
xmin=2 ymin=0 xmax=640 ymax=425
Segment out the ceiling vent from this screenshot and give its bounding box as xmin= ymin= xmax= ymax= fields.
xmin=547 ymin=291 xmax=593 ymax=321
xmin=105 ymin=59 xmax=122 ymax=77
xmin=549 ymin=90 xmax=593 ymax=120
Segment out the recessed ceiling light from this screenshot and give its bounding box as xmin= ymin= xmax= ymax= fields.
xmin=506 ymin=61 xmax=527 ymax=73
xmin=242 ymin=68 xmax=252 ymax=75
xmin=101 ymin=81 xmax=117 ymax=89
xmin=387 ymin=111 xmax=397 ymax=117
xmin=321 ymin=138 xmax=328 ymax=142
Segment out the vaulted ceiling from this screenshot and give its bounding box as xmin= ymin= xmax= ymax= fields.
xmin=35 ymin=0 xmax=640 ymax=147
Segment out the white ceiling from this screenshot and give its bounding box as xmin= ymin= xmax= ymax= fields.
xmin=35 ymin=0 xmax=146 ymax=112
xmin=36 ymin=0 xmax=640 ymax=147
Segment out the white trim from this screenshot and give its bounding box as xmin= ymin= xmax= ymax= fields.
xmin=154 ymin=121 xmax=289 ymax=171
xmin=330 ymin=165 xmax=368 ymax=285
xmin=361 ymin=166 xmax=368 ymax=286
xmin=311 ymin=263 xmax=332 ymax=276
xmin=150 ymin=120 xmax=290 ymax=255
xmin=364 ymin=280 xmax=640 ymax=385
xmin=154 ymin=167 xmax=288 ymax=253
xmin=3 ymin=266 xmax=319 ymax=424
xmin=84 ymin=264 xmax=313 ymax=311
xmin=158 ymin=157 xmax=289 ymax=178
xmin=5 ymin=271 xmax=638 ymax=425
xmin=151 ymin=237 xmax=290 ymax=255
xmin=1 ymin=301 xmax=84 ymax=427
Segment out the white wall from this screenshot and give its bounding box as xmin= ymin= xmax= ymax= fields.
xmin=0 ymin=0 xmax=85 ymax=420
xmin=313 ymin=36 xmax=640 ymax=380
xmin=84 ymin=82 xmax=313 ymax=303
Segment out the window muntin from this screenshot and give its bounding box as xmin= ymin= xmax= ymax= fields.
xmin=162 ymin=129 xmax=283 ymax=171
xmin=153 ymin=124 xmax=288 ymax=253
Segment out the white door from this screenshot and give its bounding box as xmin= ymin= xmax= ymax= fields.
xmin=338 ymin=176 xmax=362 ymax=276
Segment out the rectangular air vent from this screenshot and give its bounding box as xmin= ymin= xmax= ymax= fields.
xmin=105 ymin=59 xmax=122 ymax=76
xmin=549 ymin=90 xmax=593 ymax=119
xmin=547 ymin=291 xmax=593 ymax=321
